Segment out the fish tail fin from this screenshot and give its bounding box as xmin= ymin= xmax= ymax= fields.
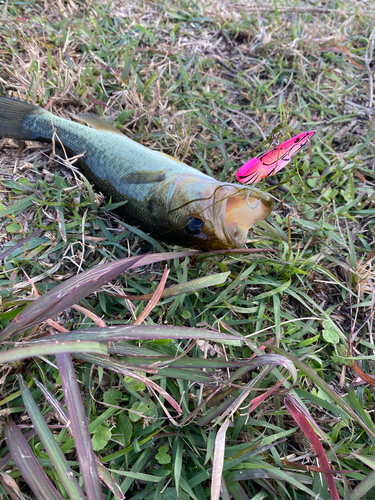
xmin=0 ymin=95 xmax=43 ymax=139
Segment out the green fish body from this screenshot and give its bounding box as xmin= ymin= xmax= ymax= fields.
xmin=0 ymin=96 xmax=272 ymax=250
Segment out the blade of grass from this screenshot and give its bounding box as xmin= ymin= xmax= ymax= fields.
xmin=265 ymin=344 xmax=375 ymax=439
xmin=29 ymin=323 xmax=243 ymax=345
xmin=33 ymin=378 xmax=123 ymax=499
xmin=0 ymin=228 xmax=43 ymax=261
xmin=111 ymin=271 xmax=230 ymax=301
xmin=0 ymin=340 xmax=108 ymax=364
xmin=226 ymin=467 xmax=324 ymax=499
xmin=0 ymin=254 xmax=144 ymax=340
xmin=0 ymin=250 xmax=202 ymax=341
xmin=56 ymin=353 xmax=104 ymax=500
xmin=95 ymin=459 xmax=125 ymax=500
xmin=0 ymin=195 xmax=36 ymax=216
xmin=0 ymin=412 xmax=54 ymax=471
xmin=3 ymin=419 xmax=64 ymax=500
xmin=133 ymin=265 xmax=169 ymax=324
xmin=350 ymin=455 xmax=375 ymax=500
xmin=60 ymin=407 xmax=118 ymax=454
xmin=18 ymin=376 xmax=86 ymax=499
xmin=211 ymin=418 xmax=230 ymax=500
xmin=174 ymin=437 xmax=183 ymax=497
xmin=75 ymin=353 xmax=182 ymax=415
xmin=0 ymin=470 xmax=24 ymax=500
xmin=285 ymin=395 xmax=340 ymax=500
xmin=347 ymin=386 xmax=375 ymax=445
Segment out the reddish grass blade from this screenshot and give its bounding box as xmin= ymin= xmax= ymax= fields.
xmin=248 ymin=379 xmax=285 ymax=413
xmin=72 ymin=304 xmax=107 ymax=327
xmin=56 ymin=353 xmax=104 ymax=500
xmin=133 ymin=265 xmax=169 ymax=325
xmin=128 ymin=250 xmax=201 ymax=264
xmin=353 ymin=362 xmax=375 ymax=386
xmin=43 ymin=316 xmax=109 ymax=498
xmin=285 ymin=395 xmax=340 ymax=500
xmin=249 ymin=336 xmax=277 ymax=359
xmin=3 ymin=420 xmax=65 ymax=500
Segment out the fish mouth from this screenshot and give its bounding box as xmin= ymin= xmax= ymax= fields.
xmin=165 ymin=177 xmax=272 ymax=250
xmin=213 ymin=185 xmax=273 ymax=248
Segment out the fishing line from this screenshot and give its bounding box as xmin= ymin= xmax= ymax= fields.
xmin=244 ymin=184 xmax=261 ymax=209
xmin=167 ymin=183 xmax=240 ymax=214
xmin=163 ymin=184 xmax=258 ymax=236
xmin=169 ymin=184 xmax=258 ymax=216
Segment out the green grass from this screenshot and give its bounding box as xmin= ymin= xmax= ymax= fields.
xmin=1 ymin=0 xmax=375 ymax=499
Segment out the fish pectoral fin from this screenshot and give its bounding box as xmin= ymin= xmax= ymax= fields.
xmin=77 ymin=113 xmax=125 ymax=136
xmin=120 ymin=171 xmax=167 ymax=184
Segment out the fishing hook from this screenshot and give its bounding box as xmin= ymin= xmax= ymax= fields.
xmin=244 ymin=185 xmax=261 ymax=209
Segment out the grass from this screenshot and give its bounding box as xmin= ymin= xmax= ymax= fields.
xmin=1 ymin=0 xmax=375 ymax=498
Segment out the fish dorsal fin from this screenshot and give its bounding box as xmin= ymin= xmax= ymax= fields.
xmin=157 ymin=150 xmax=185 ymax=164
xmin=79 ymin=113 xmax=186 ymax=164
xmin=77 ymin=113 xmax=125 ymax=136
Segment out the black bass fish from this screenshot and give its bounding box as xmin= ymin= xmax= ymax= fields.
xmin=0 ymin=96 xmax=272 ymax=250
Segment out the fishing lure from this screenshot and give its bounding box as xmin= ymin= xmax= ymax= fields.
xmin=237 ymin=130 xmax=316 ymax=186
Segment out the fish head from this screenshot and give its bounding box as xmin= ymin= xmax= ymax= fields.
xmin=164 ymin=176 xmax=273 ymax=250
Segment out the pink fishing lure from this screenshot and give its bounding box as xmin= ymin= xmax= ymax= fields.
xmin=237 ymin=130 xmax=316 ymax=185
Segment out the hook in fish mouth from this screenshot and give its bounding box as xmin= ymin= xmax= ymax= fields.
xmin=243 ymin=184 xmax=261 ymax=210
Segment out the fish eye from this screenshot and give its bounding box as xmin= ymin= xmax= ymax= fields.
xmin=185 ymin=217 xmax=204 ymax=236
